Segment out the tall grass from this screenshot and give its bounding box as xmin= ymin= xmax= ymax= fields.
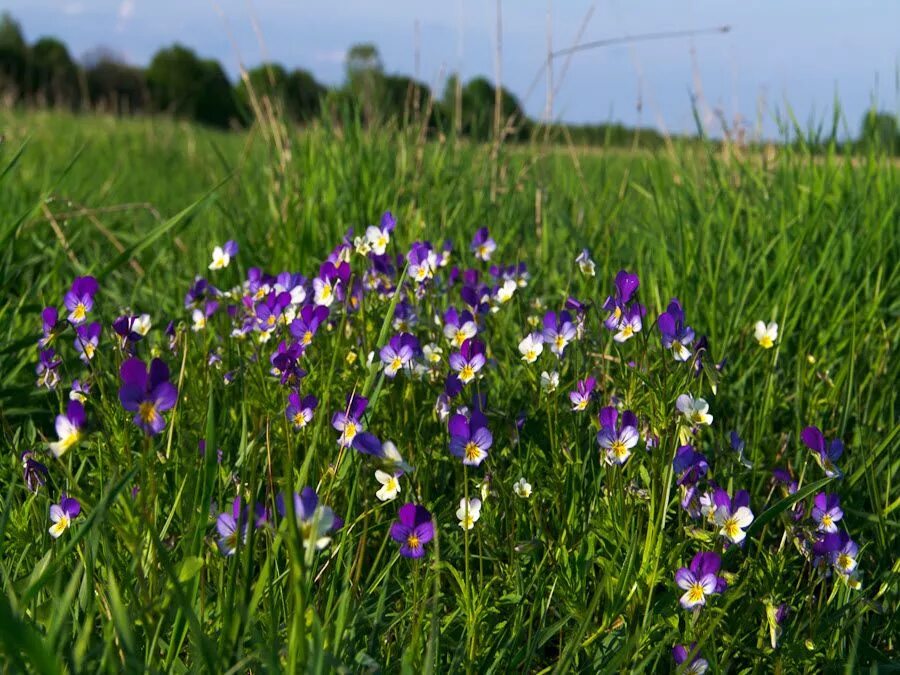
xmin=0 ymin=107 xmax=897 ymax=672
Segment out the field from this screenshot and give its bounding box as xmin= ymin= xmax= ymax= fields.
xmin=0 ymin=108 xmax=898 ymax=673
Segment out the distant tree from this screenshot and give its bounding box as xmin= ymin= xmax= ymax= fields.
xmin=382 ymin=74 xmax=431 ymax=126
xmin=83 ymin=48 xmax=148 ymax=114
xmin=285 ymin=68 xmax=325 ymax=123
xmin=345 ymin=43 xmax=383 ymax=123
xmin=146 ymin=44 xmax=238 ymax=128
xmin=0 ymin=12 xmax=28 ymax=99
xmin=236 ymin=63 xmax=325 ymax=124
xmin=29 ymin=37 xmax=79 ymax=107
xmin=452 ymin=76 xmax=527 ymax=142
xmin=859 ymin=110 xmax=899 ymax=154
xmin=236 ymin=62 xmax=288 ymax=120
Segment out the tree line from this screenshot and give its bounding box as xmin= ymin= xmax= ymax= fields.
xmin=1 ymin=12 xmax=897 ymax=152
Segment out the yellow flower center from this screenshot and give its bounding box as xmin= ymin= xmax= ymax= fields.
xmin=72 ymin=303 xmax=87 ymax=321
xmin=293 ymin=412 xmax=307 ymax=428
xmin=837 ymin=553 xmax=852 ymax=570
xmin=302 ymin=330 xmax=313 ymax=345
xmin=390 ymin=356 xmax=403 ymax=371
xmin=687 ymin=582 xmax=705 ymax=604
xmin=620 ymin=325 xmax=634 ymax=338
xmin=460 ymin=364 xmax=475 ymax=382
xmin=138 ymin=401 xmax=158 ymax=424
xmin=406 ymin=533 xmax=421 ymax=551
xmin=344 ymin=422 xmax=357 ymax=439
xmin=759 ymin=335 xmax=774 ymax=349
xmin=83 ymin=343 xmax=95 ymax=359
xmin=477 ymin=245 xmax=489 ymax=258
xmin=723 ymin=517 xmax=740 ymax=539
xmin=821 ymin=513 xmax=833 ymax=528
xmin=464 ymin=441 xmax=481 ymax=462
xmin=555 ymin=335 xmax=566 ymax=350
xmin=266 ymin=315 xmax=276 ymax=326
xmin=454 ymin=329 xmax=467 ymax=346
xmin=321 ymin=283 xmax=332 ymax=299
xmin=691 ymin=411 xmax=706 ymax=424
xmin=610 ymin=440 xmax=628 ymax=459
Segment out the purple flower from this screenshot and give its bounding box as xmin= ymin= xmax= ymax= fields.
xmin=449 ymin=338 xmax=486 ymax=385
xmin=49 ymin=400 xmax=86 ymax=457
xmin=74 ymin=322 xmax=101 ymax=363
xmin=49 ymin=493 xmax=81 ymax=538
xmin=216 ymin=497 xmax=248 ymax=555
xmin=36 ymin=348 xmax=62 ymax=390
xmin=332 ymin=393 xmax=368 ymax=447
xmin=597 ymin=406 xmax=639 ymax=465
xmin=612 ymin=303 xmax=646 ymax=343
xmin=448 ymin=411 xmax=492 ymax=466
xmin=39 ymin=306 xmax=63 ymax=347
xmin=471 ymin=227 xmax=496 ymax=261
xmin=801 ymin=426 xmax=844 ymax=478
xmin=675 ymin=551 xmax=726 ymax=609
xmin=286 ymin=391 xmax=318 ymax=430
xmin=289 ymin=305 xmax=329 ymax=347
xmin=255 ymin=292 xmax=289 ymax=332
xmin=118 ymin=357 xmax=178 ymax=436
xmin=542 ymin=311 xmax=577 ymax=358
xmin=672 ymin=643 xmax=709 ymax=674
xmin=21 ymin=450 xmax=49 ymax=492
xmin=276 ymin=487 xmax=340 ymax=551
xmin=813 ymin=531 xmax=858 ymax=576
xmin=602 ymin=270 xmax=639 ymax=329
xmin=568 ymin=377 xmax=595 ymax=412
xmin=658 ymin=298 xmax=695 ymax=361
xmin=811 ymin=493 xmax=843 ymax=533
xmin=442 ymin=307 xmax=477 ymax=348
xmin=270 ymin=341 xmax=306 ymax=386
xmin=728 ymin=430 xmax=753 ymax=468
xmin=710 ymin=488 xmax=754 ymax=544
xmin=63 ymin=276 xmax=98 ymax=325
xmin=407 ymin=241 xmax=438 ymax=284
xmin=313 ymin=261 xmax=350 ymax=307
xmin=380 ymin=333 xmax=419 ymax=378
xmin=673 ymin=444 xmax=709 ymax=486
xmin=390 ymin=503 xmax=434 ymax=558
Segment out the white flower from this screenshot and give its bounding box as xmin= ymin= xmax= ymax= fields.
xmin=48 ymin=506 xmax=72 ymax=538
xmin=518 ymin=333 xmax=544 ymax=363
xmin=191 ymin=309 xmax=207 ymax=332
xmin=575 ymin=249 xmax=596 ymax=277
xmin=676 ymin=394 xmax=713 ymax=426
xmin=456 ymin=498 xmax=482 ymax=529
xmin=313 ymin=278 xmax=337 ymax=307
xmin=715 ymin=506 xmax=754 ymax=544
xmin=513 ymin=477 xmax=532 ymax=499
xmin=375 ymin=470 xmax=401 ymax=501
xmin=495 ymin=279 xmax=517 ymax=304
xmin=209 ymin=246 xmax=230 ymax=270
xmin=423 ymin=343 xmax=443 ymax=364
xmin=540 ymin=370 xmax=559 ymax=393
xmin=754 ymin=321 xmax=778 ymax=349
xmin=444 ymin=320 xmax=477 ymax=348
xmin=365 ymin=225 xmax=391 ymax=255
xmin=133 ymin=314 xmax=152 ymax=336
xmin=354 ymin=236 xmax=372 ymax=256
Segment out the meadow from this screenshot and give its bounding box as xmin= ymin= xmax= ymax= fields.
xmin=0 ymin=108 xmax=898 ymax=673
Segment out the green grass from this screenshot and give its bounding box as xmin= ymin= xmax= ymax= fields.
xmin=0 ymin=108 xmax=898 ymax=673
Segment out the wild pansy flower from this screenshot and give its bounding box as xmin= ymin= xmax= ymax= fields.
xmin=565 ymin=296 xmax=589 ymax=339
xmin=658 ymin=298 xmax=695 ymax=361
xmin=597 ymin=406 xmax=639 ymax=465
xmin=672 ymin=644 xmax=709 ymax=674
xmin=276 ymin=487 xmax=340 ymax=552
xmin=364 ymin=212 xmax=395 ymax=256
xmin=74 ymin=322 xmax=101 ymax=363
xmin=423 ymin=343 xmax=443 ymax=365
xmin=675 ymin=551 xmax=726 ymax=610
xmin=442 ymin=307 xmax=477 ymax=348
xmin=728 ymin=430 xmax=753 ymax=468
xmin=209 ymin=240 xmax=238 ymax=270
xmin=380 ymin=333 xmax=419 ymax=378
xmin=216 ymin=496 xmax=248 ymax=555
xmin=711 ymin=488 xmax=754 ymax=544
xmin=811 ymin=493 xmax=843 ymax=533
xmin=449 ymin=338 xmax=486 ymax=385
xmin=540 ymin=370 xmax=559 ymax=392
xmin=471 ymin=227 xmax=496 ymax=261
xmin=494 ymin=278 xmax=518 ymax=304
xmin=269 ymin=341 xmax=306 ymax=386
xmin=575 ymin=249 xmax=595 ymax=277
xmin=64 ymin=276 xmax=99 ymax=325
xmin=112 ymin=314 xmax=148 ymax=350
xmin=375 ymin=469 xmax=401 ymax=501
xmin=192 ymin=300 xmax=219 ymax=332
xmin=36 ymin=348 xmax=62 ymax=390
xmin=542 ymin=311 xmax=576 ymax=357
xmin=518 ymin=332 xmax=543 ymax=363
xmin=673 ymin=444 xmax=709 ymax=486
xmin=255 ymin=292 xmax=290 ymax=332
xmin=801 ymin=425 xmax=844 ymax=478
xmin=290 ymin=305 xmax=329 ymax=347
xmin=772 ymin=467 xmax=804 ymax=521
xmin=408 ymin=242 xmax=438 ymax=283
xmin=456 ymin=498 xmax=482 ymax=530
xmin=39 ymin=306 xmax=64 ymax=347
xmin=332 ymin=393 xmax=368 ymax=447
xmin=676 ymin=394 xmax=713 ymax=427
xmin=21 ymin=450 xmax=49 ymax=492
xmin=613 ymin=304 xmax=645 ymax=343
xmin=49 ymin=494 xmax=81 ymax=538
xmin=754 ymin=320 xmax=778 ymax=349
xmin=49 ymin=400 xmax=86 ymax=457
xmin=448 ymin=410 xmax=492 ymax=466
xmin=569 ymin=377 xmax=596 ymax=412
xmin=285 ymin=391 xmax=317 ymax=430
xmin=513 ymin=477 xmax=532 ymax=498
xmin=602 ymin=270 xmax=639 ymax=330
xmin=184 ymin=276 xmax=216 ymax=308
xmin=829 ymin=532 xmax=858 ymax=576
xmin=390 ymin=503 xmax=434 ymax=558
xmin=118 ymin=357 xmax=178 ymax=436
xmin=312 ymin=261 xmax=350 ymax=307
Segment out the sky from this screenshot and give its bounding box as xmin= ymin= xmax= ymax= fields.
xmin=5 ymin=0 xmax=900 ymax=139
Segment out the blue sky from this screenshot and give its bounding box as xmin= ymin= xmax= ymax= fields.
xmin=6 ymin=0 xmax=899 ymax=139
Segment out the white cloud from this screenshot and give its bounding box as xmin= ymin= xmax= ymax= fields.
xmin=314 ymin=49 xmax=346 ymax=65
